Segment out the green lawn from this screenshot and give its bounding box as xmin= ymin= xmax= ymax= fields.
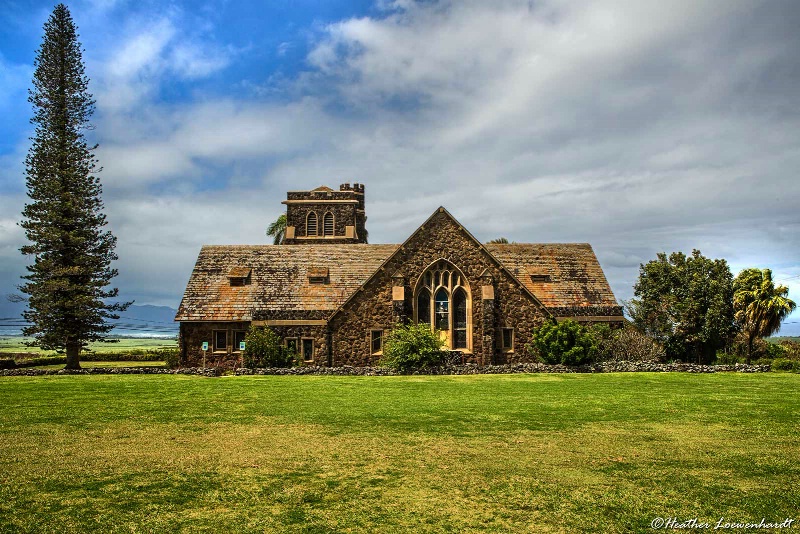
xmin=0 ymin=336 xmax=177 ymax=354
xmin=0 ymin=373 xmax=798 ymax=533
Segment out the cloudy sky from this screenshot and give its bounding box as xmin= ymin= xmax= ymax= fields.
xmin=1 ymin=0 xmax=798 ymax=333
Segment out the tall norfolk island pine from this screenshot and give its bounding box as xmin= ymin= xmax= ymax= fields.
xmin=20 ymin=4 xmax=129 ymax=369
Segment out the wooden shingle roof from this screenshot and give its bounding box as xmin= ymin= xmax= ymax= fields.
xmin=175 ymin=244 xmax=398 ymax=321
xmin=485 ymin=243 xmax=619 ymax=309
xmin=176 ymin=242 xmax=619 ymax=322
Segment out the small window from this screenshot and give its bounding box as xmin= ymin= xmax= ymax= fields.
xmin=301 ymin=339 xmax=314 ymax=362
xmin=323 ymin=212 xmax=334 ymax=236
xmin=371 ymin=330 xmax=383 ymax=354
xmin=214 ymin=330 xmax=228 ymax=351
xmin=286 ymin=338 xmax=299 ymax=355
xmin=530 ymin=274 xmax=551 ymax=283
xmin=233 ymin=331 xmax=246 ymax=352
xmin=307 ymin=212 xmax=318 ymax=236
xmin=498 ymin=328 xmax=514 ymax=351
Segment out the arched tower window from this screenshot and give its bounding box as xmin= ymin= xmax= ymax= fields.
xmin=323 ymin=212 xmax=334 ymax=236
xmin=414 ymin=260 xmax=471 ymax=351
xmin=306 ymin=212 xmax=318 ymax=236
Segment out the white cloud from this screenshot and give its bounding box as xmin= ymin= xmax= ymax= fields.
xmin=94 ymin=13 xmax=231 ymax=112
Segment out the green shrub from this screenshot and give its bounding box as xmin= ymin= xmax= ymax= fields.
xmin=381 ymin=323 xmax=447 ymax=372
xmin=15 ymin=356 xmax=67 ymax=368
xmin=594 ymin=324 xmax=666 ymax=362
xmin=81 ymin=352 xmax=165 ymax=362
xmin=527 ymin=320 xmax=598 ymax=365
xmin=715 ymin=351 xmax=741 ymax=365
xmin=731 ymin=332 xmax=775 ymax=361
xmin=771 ymin=358 xmax=799 ymax=372
xmin=764 ymin=342 xmax=785 ymax=360
xmin=158 ymin=348 xmax=180 ymax=369
xmin=242 ymin=327 xmax=294 ymax=368
xmin=779 ymin=340 xmax=800 ymax=361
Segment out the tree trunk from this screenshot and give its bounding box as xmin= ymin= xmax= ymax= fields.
xmin=746 ymin=333 xmax=754 ymax=365
xmin=65 ymin=341 xmax=81 ymax=369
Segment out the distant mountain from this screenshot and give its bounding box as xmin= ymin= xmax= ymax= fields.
xmin=0 ymin=300 xmax=178 ymax=337
xmin=110 ymin=305 xmax=179 ymax=337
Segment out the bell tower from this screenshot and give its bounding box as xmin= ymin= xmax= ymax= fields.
xmin=282 ymin=183 xmax=367 ymax=244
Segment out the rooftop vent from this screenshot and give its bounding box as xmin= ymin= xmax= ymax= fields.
xmin=530 ymin=274 xmax=551 ymax=283
xmin=228 ymin=267 xmax=251 ymax=286
xmin=308 ymin=267 xmax=329 ymax=284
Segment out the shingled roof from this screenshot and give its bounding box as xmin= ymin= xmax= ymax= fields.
xmin=176 ymin=242 xmax=619 ymax=322
xmin=175 ymin=244 xmax=398 ymax=321
xmin=485 ymin=243 xmax=619 ymax=309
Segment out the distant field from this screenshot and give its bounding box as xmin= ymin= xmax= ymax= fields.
xmin=30 ymin=361 xmax=166 ymax=369
xmin=0 ymin=336 xmax=177 ymax=354
xmin=0 ymin=373 xmax=797 ymax=533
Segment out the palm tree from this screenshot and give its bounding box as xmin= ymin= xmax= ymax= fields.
xmin=733 ymin=268 xmax=796 ymax=364
xmin=487 ymin=237 xmax=509 ymax=244
xmin=266 ymin=214 xmax=287 ymax=245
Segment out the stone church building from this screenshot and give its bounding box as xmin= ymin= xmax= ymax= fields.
xmin=175 ymin=184 xmax=623 ymax=367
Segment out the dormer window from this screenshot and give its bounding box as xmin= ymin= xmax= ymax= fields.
xmin=530 ymin=274 xmax=551 ymax=283
xmin=306 ymin=212 xmax=318 ymax=236
xmin=228 ymin=267 xmax=251 ymax=286
xmin=323 ymin=212 xmax=334 ymax=236
xmin=308 ymin=267 xmax=329 ymax=284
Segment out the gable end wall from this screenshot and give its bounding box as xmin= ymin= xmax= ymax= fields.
xmin=328 ymin=210 xmax=550 ymax=365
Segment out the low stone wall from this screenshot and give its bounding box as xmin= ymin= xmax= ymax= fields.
xmin=236 ymin=362 xmax=772 ymax=375
xmin=0 ymin=362 xmax=771 ymax=377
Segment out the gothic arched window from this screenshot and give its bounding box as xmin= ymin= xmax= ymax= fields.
xmin=306 ymin=212 xmax=318 ymax=236
xmin=414 ymin=260 xmax=471 ymax=351
xmin=434 ymin=288 xmax=449 ymax=331
xmin=417 ymin=288 xmax=431 ymax=325
xmin=323 ymin=212 xmax=334 ymax=236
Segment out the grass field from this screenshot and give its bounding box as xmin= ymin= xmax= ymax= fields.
xmin=1 ymin=373 xmax=798 ymax=533
xmin=0 ymin=336 xmax=177 ymax=354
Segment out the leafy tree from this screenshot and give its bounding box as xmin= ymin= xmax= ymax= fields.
xmin=242 ymin=326 xmax=295 ymax=368
xmin=381 ymin=322 xmax=447 ymax=372
xmin=733 ymin=268 xmax=796 ymax=364
xmin=19 ymin=4 xmax=129 ymax=369
xmin=266 ymin=213 xmax=287 ymax=245
xmin=527 ymin=319 xmax=598 ymax=365
xmin=628 ymin=250 xmax=735 ymax=363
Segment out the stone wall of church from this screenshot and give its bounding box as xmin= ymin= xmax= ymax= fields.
xmin=180 ymin=320 xmax=329 ymax=367
xmin=180 ymin=321 xmax=251 ymax=367
xmin=263 ymin=325 xmax=329 ymax=366
xmin=328 ymin=209 xmax=551 ymax=366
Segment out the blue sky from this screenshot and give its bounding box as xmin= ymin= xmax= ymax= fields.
xmin=1 ymin=0 xmax=799 ymax=334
